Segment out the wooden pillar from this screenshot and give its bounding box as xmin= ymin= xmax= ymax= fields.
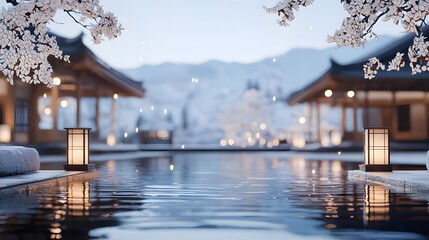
xmin=341 ymin=103 xmax=346 ymax=137
xmin=51 ymin=86 xmax=59 ymax=130
xmin=316 ymin=100 xmax=321 ymax=142
xmin=76 ymin=78 xmax=82 ymax=127
xmin=95 ymin=88 xmax=100 ymax=140
xmin=353 ymin=101 xmax=358 ymax=142
xmin=364 ymin=90 xmax=369 ymax=126
xmin=426 ymin=92 xmax=429 ymax=140
xmin=308 ymin=102 xmax=313 ymax=141
xmin=111 ymin=94 xmax=116 ymax=137
xmin=391 ymin=91 xmax=397 ymax=140
xmin=28 ymin=87 xmax=40 ymax=143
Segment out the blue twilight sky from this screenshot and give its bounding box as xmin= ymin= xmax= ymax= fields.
xmin=16 ymin=1 xmax=406 ymax=68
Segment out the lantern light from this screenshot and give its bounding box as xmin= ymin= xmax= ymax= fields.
xmin=324 ymin=89 xmax=333 ymax=98
xmin=364 ymin=185 xmax=390 ymax=223
xmin=360 ymin=127 xmax=392 ymax=172
xmin=0 ymin=124 xmax=11 ymax=143
xmin=64 ymin=128 xmax=94 ymax=171
xmin=53 ymin=77 xmax=61 ymax=86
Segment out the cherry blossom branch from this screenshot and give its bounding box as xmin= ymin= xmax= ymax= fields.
xmin=0 ymin=0 xmax=123 ymax=87
xmin=64 ymin=10 xmax=91 ymax=29
xmin=266 ymin=0 xmax=429 ymax=79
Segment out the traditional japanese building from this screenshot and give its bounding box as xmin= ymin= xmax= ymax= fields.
xmin=288 ymin=29 xmax=429 ymax=144
xmin=0 ymin=33 xmax=144 ymax=144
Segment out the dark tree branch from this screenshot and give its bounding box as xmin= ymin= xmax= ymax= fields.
xmin=6 ymin=0 xmax=18 ymax=6
xmin=361 ymin=9 xmax=389 ymax=38
xmin=64 ymin=10 xmax=90 ymax=29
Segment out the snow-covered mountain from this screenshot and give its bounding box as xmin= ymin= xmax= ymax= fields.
xmin=115 ymin=36 xmax=396 ymax=144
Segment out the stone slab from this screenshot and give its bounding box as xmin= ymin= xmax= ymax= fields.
xmin=0 ymin=170 xmax=99 ymax=196
xmin=348 ymin=170 xmax=429 ymax=192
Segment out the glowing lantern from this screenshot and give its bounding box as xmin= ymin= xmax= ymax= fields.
xmin=360 ymin=127 xmax=392 ymax=172
xmin=64 ymin=128 xmax=94 ymax=171
xmin=0 ymin=124 xmax=11 ymax=143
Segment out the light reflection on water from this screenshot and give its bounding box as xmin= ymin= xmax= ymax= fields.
xmin=0 ymin=153 xmax=428 ymax=240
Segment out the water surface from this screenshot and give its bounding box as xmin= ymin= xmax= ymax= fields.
xmin=0 ymin=152 xmax=428 ymax=240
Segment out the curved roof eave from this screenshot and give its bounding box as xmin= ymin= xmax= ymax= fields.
xmin=53 ymin=32 xmax=145 ymax=97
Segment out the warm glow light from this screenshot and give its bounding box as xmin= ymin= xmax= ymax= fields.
xmin=331 ymin=130 xmax=342 ymax=146
xmin=67 ymin=182 xmax=90 ymax=217
xmin=324 ymin=89 xmax=333 ymax=97
xmin=299 ymin=117 xmax=306 ymax=124
xmin=292 ymin=134 xmax=306 ymax=148
xmin=260 ymin=123 xmax=267 ymax=130
xmin=156 ymin=130 xmax=170 ymax=139
xmin=60 ymin=99 xmax=68 ymax=108
xmin=107 ymin=133 xmax=116 ymax=146
xmin=220 ymin=139 xmax=227 ymax=146
xmin=65 ymin=128 xmax=91 ymax=171
xmin=43 ymin=93 xmax=47 ymax=98
xmin=0 ymin=124 xmax=11 ymax=143
xmin=347 ymin=90 xmax=355 ymax=98
xmin=362 ymin=127 xmax=391 ymax=172
xmin=53 ymin=77 xmax=61 ymax=86
xmin=364 ymin=185 xmax=390 ymax=222
xmin=273 ymin=139 xmax=280 ymax=146
xmin=113 ymin=93 xmax=118 ymax=100
xmin=228 ymin=139 xmax=235 ymax=146
xmin=44 ymin=107 xmax=52 ymax=116
xmin=320 ymin=133 xmax=330 ymax=147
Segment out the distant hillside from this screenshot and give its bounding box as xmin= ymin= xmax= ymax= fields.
xmin=114 ymin=35 xmax=396 ymax=143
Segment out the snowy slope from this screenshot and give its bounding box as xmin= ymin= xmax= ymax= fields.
xmin=110 ymin=36 xmax=396 ymax=144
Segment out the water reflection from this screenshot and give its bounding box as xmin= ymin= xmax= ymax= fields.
xmin=0 ymin=153 xmax=428 ymax=239
xmin=364 ymin=185 xmax=390 ymax=223
xmin=67 ymin=181 xmax=91 ymax=217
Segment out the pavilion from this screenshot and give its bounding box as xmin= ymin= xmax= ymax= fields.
xmin=0 ymin=33 xmax=145 ymax=144
xmin=288 ymin=28 xmax=429 ymax=145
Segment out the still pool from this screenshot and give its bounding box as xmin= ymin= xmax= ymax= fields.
xmin=0 ymin=152 xmax=428 ymax=240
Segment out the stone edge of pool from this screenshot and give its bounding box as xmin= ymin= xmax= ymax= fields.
xmin=0 ymin=170 xmax=99 ymax=197
xmin=348 ymin=170 xmax=429 ymax=193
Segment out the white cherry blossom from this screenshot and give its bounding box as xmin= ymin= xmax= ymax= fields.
xmin=266 ymin=0 xmax=429 ymax=79
xmin=363 ymin=57 xmax=385 ymax=80
xmin=0 ymin=0 xmax=123 ymax=87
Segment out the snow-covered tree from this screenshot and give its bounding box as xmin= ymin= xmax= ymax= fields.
xmin=218 ymin=89 xmax=271 ymax=147
xmin=265 ymin=0 xmax=429 ymax=79
xmin=0 ymin=0 xmax=122 ymax=87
